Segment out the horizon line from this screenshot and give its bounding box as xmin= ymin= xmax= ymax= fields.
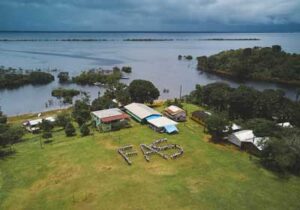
xmin=0 ymin=30 xmax=299 ymax=33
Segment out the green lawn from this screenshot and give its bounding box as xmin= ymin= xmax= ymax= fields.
xmin=1 ymin=104 xmax=300 ymax=210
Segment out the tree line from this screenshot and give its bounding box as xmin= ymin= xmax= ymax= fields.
xmin=197 ymin=45 xmax=300 ymax=86
xmin=0 ymin=111 xmax=24 ymax=155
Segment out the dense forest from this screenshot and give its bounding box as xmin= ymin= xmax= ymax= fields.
xmin=197 ymin=46 xmax=300 ymax=86
xmin=0 ymin=66 xmax=55 ymax=89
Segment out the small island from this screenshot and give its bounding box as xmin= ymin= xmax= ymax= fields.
xmin=0 ymin=66 xmax=55 ymax=89
xmin=197 ymin=45 xmax=300 ymax=86
xmin=72 ymin=67 xmax=122 ymax=85
xmin=51 ymin=88 xmax=80 ymax=104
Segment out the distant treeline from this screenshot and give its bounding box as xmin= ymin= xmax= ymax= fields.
xmin=197 ymin=45 xmax=300 ymax=86
xmin=0 ymin=67 xmax=54 ymax=89
xmin=197 ymin=38 xmax=260 ymax=41
xmin=0 ymin=38 xmax=260 ymax=42
xmin=0 ymin=39 xmax=110 ymax=42
xmin=123 ymin=39 xmax=174 ymax=41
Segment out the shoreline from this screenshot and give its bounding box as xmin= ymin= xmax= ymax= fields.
xmin=199 ymin=69 xmax=300 ymax=87
xmin=7 ymin=107 xmax=72 ymax=123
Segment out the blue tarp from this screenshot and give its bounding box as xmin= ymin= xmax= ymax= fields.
xmin=164 ymin=125 xmax=178 ymax=134
xmin=145 ymin=115 xmax=162 ymax=122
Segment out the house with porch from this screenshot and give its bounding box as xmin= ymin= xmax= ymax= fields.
xmin=91 ymin=108 xmax=130 ymax=132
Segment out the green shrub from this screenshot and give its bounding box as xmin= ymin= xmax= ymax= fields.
xmin=121 ymin=66 xmax=132 ymax=73
xmin=65 ymin=122 xmax=76 ymax=137
xmin=80 ymin=123 xmax=90 ymax=136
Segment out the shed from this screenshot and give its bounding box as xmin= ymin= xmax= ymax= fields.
xmin=191 ymin=110 xmax=212 ymax=125
xmin=124 ymin=103 xmax=162 ymax=123
xmin=228 ymin=130 xmax=267 ymax=151
xmin=23 ymin=116 xmax=56 ymax=133
xmin=91 ymin=108 xmax=130 ymax=132
xmin=147 ymin=116 xmax=178 ymax=134
xmin=164 ymin=105 xmax=186 ymax=122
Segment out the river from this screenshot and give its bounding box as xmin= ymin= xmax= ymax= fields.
xmin=0 ymin=32 xmax=299 ymax=116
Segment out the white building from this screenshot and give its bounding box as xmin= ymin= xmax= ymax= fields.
xmin=147 ymin=116 xmax=179 ymax=134
xmin=23 ymin=117 xmax=56 ymax=133
xmin=124 ymin=103 xmax=162 ymax=123
xmin=228 ymin=130 xmax=267 ymax=151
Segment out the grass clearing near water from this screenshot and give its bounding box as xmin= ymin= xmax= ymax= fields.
xmin=1 ymin=104 xmax=300 ymax=210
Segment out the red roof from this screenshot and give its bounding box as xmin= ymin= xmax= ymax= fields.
xmin=101 ymin=114 xmax=130 ymax=123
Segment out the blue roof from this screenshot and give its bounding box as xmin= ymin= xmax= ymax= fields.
xmin=164 ymin=125 xmax=178 ymax=134
xmin=145 ymin=115 xmax=162 ymax=121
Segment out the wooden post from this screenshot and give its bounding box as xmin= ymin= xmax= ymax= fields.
xmin=179 ymin=85 xmax=182 ymax=100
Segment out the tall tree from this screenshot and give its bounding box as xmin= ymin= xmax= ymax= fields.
xmin=202 ymin=82 xmax=232 ymax=111
xmin=205 ymin=112 xmax=229 ymax=141
xmin=128 ymin=80 xmax=159 ymax=103
xmin=228 ymin=86 xmax=260 ymax=119
xmin=72 ymin=100 xmax=91 ymax=126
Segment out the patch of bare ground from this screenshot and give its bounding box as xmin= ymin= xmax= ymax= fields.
xmin=30 ymin=164 xmax=81 ymax=191
xmin=186 ymin=178 xmax=209 ymax=193
xmin=144 ymin=162 xmax=178 ymax=176
xmin=93 ymin=162 xmax=116 ymax=172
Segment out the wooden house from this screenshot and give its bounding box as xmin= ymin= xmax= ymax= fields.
xmin=91 ymin=108 xmax=130 ymax=132
xmin=164 ymin=105 xmax=186 ymax=122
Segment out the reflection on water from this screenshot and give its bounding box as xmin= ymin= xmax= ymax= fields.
xmin=0 ymin=32 xmax=299 ymax=116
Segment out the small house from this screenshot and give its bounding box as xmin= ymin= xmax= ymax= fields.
xmin=124 ymin=103 xmax=162 ymax=123
xmin=164 ymin=105 xmax=186 ymax=122
xmin=23 ymin=117 xmax=56 ymax=133
xmin=228 ymin=130 xmax=268 ymax=153
xmin=91 ymin=108 xmax=130 ymax=132
xmin=191 ymin=110 xmax=212 ymax=125
xmin=147 ymin=116 xmax=179 ymax=134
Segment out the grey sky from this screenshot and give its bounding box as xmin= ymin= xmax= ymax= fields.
xmin=0 ymin=0 xmax=299 ymax=31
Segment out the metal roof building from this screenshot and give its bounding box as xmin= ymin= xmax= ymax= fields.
xmin=124 ymin=103 xmax=161 ymax=123
xmin=228 ymin=130 xmax=268 ymax=151
xmin=147 ymin=116 xmax=179 ymax=134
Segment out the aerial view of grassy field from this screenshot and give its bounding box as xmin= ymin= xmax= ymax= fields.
xmin=1 ymin=104 xmax=300 ymax=210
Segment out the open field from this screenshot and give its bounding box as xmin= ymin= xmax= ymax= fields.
xmin=1 ymin=104 xmax=300 ymax=210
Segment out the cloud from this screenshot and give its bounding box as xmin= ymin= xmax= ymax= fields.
xmin=0 ymin=0 xmax=299 ymax=31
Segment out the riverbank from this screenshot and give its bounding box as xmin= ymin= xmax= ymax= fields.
xmin=8 ymin=107 xmax=72 ymax=124
xmin=201 ymin=69 xmax=300 ymax=87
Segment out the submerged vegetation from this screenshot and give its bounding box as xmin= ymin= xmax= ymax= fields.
xmin=72 ymin=68 xmax=122 ymax=85
xmin=197 ymin=46 xmax=300 ymax=86
xmin=0 ymin=66 xmax=54 ymax=89
xmin=178 ymin=55 xmax=193 ymax=60
xmin=57 ymin=71 xmax=70 ymax=83
xmin=121 ymin=66 xmax=132 ymax=73
xmin=51 ymin=88 xmax=80 ymax=104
